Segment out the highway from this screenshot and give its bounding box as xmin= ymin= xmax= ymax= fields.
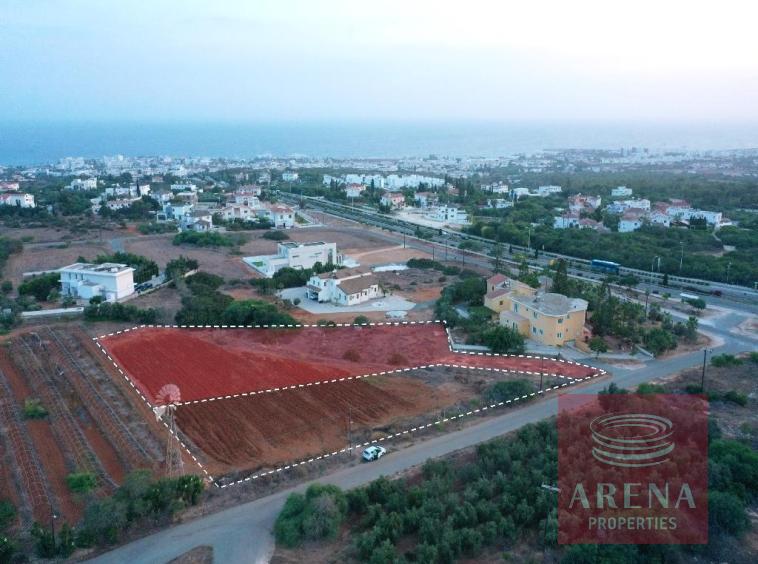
xmin=281 ymin=193 xmax=758 ymax=309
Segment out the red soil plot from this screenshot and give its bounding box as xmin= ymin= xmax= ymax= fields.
xmin=99 ymin=323 xmax=601 ymax=405
xmin=175 ymin=375 xmax=457 ymax=475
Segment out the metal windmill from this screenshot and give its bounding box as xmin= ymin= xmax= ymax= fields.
xmin=154 ymin=384 xmax=184 ymax=477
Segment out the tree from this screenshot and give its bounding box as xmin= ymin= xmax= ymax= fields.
xmin=18 ymin=272 xmax=60 ymax=301
xmin=481 ymin=326 xmax=525 ymax=354
xmin=588 ymin=336 xmax=608 ymax=357
xmin=662 ymin=272 xmax=669 ymax=286
xmin=491 ymin=243 xmax=503 ymax=272
xmin=685 ymin=315 xmax=699 ymax=342
xmin=0 ymin=280 xmax=11 ymax=294
xmin=551 ymin=259 xmax=571 ymax=295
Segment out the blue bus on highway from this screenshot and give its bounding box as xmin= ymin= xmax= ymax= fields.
xmin=591 ymin=259 xmax=621 ymax=274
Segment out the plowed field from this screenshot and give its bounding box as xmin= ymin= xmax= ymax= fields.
xmin=99 ymin=324 xmax=599 ymax=404
xmin=176 ymin=375 xmax=457 ymax=474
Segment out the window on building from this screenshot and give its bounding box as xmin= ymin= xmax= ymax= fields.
xmin=558 ymin=318 xmax=563 ymax=324
xmin=557 ymin=332 xmax=562 ymax=339
xmin=532 ymin=327 xmax=536 ymax=334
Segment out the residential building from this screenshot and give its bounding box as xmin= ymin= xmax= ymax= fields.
xmin=482 ymin=182 xmax=509 ymax=194
xmin=219 ymin=203 xmax=258 ymax=222
xmin=67 ymin=177 xmax=98 ymax=191
xmin=181 ymin=211 xmax=213 ymax=232
xmin=619 ymin=210 xmax=646 ymax=232
xmin=306 ymin=268 xmax=383 ymax=305
xmin=59 ymin=262 xmax=135 ymax=302
xmin=105 ymin=198 xmax=139 ymax=211
xmin=235 ymin=185 xmax=262 ymax=199
xmin=486 ymin=198 xmax=512 ymax=209
xmin=536 ymin=185 xmax=562 ymax=196
xmin=244 ymin=241 xmax=342 ymax=278
xmin=380 ymin=191 xmax=406 ymax=209
xmin=170 ymin=183 xmax=198 ymax=192
xmin=553 ymin=212 xmax=581 ymax=229
xmin=503 ymin=292 xmax=588 ymax=347
xmin=345 ymin=183 xmax=367 ymax=199
xmin=414 ymin=191 xmax=436 ymax=207
xmin=483 ymin=274 xmax=536 ymax=313
xmin=426 ymin=205 xmax=469 ymax=225
xmin=263 ymin=204 xmax=295 ymax=228
xmin=606 ymin=198 xmax=651 ymax=214
xmin=568 ymin=193 xmax=602 ymax=212
xmin=233 ymin=189 xmax=261 ymax=207
xmin=282 ymin=171 xmax=299 ymax=182
xmin=0 ymin=192 xmax=35 ymax=208
xmin=611 ymin=186 xmax=633 ymax=197
xmin=160 ymin=202 xmax=194 ymax=221
xmin=0 ymin=181 xmax=21 ymax=191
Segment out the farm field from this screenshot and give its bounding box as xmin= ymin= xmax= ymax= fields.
xmin=0 ymin=326 xmax=165 ymax=527
xmin=174 ymin=364 xmax=579 ymax=481
xmin=97 ymin=323 xmax=600 ymax=405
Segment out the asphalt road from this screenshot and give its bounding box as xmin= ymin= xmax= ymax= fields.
xmin=90 ymin=310 xmax=755 ymax=564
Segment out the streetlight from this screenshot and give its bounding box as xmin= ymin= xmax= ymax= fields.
xmin=50 ymin=505 xmax=58 ymax=551
xmin=650 ymin=255 xmax=660 ymax=284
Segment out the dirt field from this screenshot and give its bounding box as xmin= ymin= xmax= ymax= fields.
xmin=123 ymin=235 xmax=252 ymax=281
xmin=0 ymin=326 xmax=165 ymax=525
xmin=4 ymin=240 xmax=111 ymax=287
xmin=99 ymin=324 xmax=600 ymax=405
xmin=176 ymin=375 xmax=455 ymax=474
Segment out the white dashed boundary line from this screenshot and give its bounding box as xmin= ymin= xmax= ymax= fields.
xmin=91 ymin=320 xmax=607 ymax=488
xmin=216 ymin=370 xmax=600 ymax=489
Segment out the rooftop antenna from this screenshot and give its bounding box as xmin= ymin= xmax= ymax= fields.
xmin=154 ymin=384 xmax=184 ymax=478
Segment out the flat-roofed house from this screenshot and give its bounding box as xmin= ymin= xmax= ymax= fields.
xmin=59 ymin=262 xmax=135 ymax=302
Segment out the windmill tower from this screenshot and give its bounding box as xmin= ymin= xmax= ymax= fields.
xmin=154 ymin=384 xmax=184 ymax=477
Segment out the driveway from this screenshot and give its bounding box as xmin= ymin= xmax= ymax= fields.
xmin=278 ymin=287 xmax=415 ymax=313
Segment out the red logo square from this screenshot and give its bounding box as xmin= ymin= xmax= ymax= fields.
xmin=558 ymin=394 xmax=708 ymax=544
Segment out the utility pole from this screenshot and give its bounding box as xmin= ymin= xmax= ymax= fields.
xmin=726 ymin=262 xmax=732 ymax=285
xmin=679 ymin=242 xmax=684 ymax=272
xmin=540 ymin=356 xmax=545 ymax=392
xmin=346 ymin=406 xmax=353 ymax=456
xmin=701 ymin=348 xmax=710 ymax=391
xmin=50 ymin=504 xmax=57 ymax=551
xmin=539 ymin=484 xmax=559 ymax=556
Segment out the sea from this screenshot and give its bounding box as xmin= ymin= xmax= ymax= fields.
xmin=1 ymin=121 xmax=758 ymax=166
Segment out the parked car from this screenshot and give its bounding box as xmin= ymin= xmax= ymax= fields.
xmin=362 ymin=446 xmax=386 ymax=462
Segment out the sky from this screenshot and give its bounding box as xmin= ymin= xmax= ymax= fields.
xmin=1 ymin=0 xmax=757 ymax=123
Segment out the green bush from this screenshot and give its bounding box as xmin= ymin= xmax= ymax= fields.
xmin=18 ymin=272 xmax=60 ymax=301
xmin=84 ymin=302 xmax=158 ymax=324
xmin=94 ymin=252 xmax=159 ymax=284
xmin=66 ymin=472 xmax=97 ymax=494
xmin=711 ymin=354 xmax=743 ymax=367
xmin=262 ymin=230 xmax=289 ymax=241
xmin=481 ymin=326 xmax=525 ymax=354
xmin=23 ymin=398 xmax=48 ymax=419
xmin=274 ymin=484 xmax=348 ymax=548
xmin=485 ymin=380 xmax=535 ymax=404
xmin=173 ymin=231 xmax=246 ymax=247
xmin=0 ymin=500 xmax=15 ymax=530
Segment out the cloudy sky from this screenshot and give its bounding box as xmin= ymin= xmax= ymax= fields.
xmin=1 ymin=0 xmax=757 ymax=122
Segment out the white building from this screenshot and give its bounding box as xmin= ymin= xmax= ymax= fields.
xmin=68 ymin=177 xmax=98 ymax=191
xmin=161 ymin=202 xmax=194 ymax=221
xmin=427 ymin=205 xmax=469 ymax=225
xmin=170 ymin=183 xmax=198 ymax=192
xmin=244 ymin=241 xmax=342 ymax=278
xmin=282 ymin=171 xmax=299 ymax=182
xmin=482 ymin=182 xmax=509 ymax=194
xmin=0 ymin=181 xmax=20 ymax=192
xmin=611 ymin=186 xmax=633 ymax=197
xmin=553 ymin=212 xmax=580 ymax=229
xmin=181 ymin=211 xmax=213 ymax=232
xmin=234 ymin=185 xmax=262 ymax=201
xmin=220 ymin=203 xmax=259 ymax=222
xmin=262 ymin=204 xmax=295 ymax=228
xmin=536 ymin=185 xmax=562 ymax=196
xmin=0 ymin=193 xmax=35 ymax=208
xmin=380 ymin=192 xmax=406 ymax=209
xmin=568 ymin=194 xmax=602 ymax=212
xmin=306 ymin=268 xmax=383 ymax=305
xmin=619 ymin=210 xmax=646 ymax=232
xmin=59 ymin=262 xmax=135 ymax=302
xmin=345 ymin=183 xmax=367 ymax=198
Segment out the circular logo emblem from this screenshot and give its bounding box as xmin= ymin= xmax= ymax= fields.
xmin=590 ymin=413 xmax=674 ymax=467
